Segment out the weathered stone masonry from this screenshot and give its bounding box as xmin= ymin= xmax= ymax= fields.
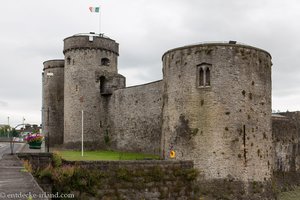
xmin=108 ymin=80 xmax=163 ymax=154
xmin=42 ymin=60 xmax=64 ymax=146
xmin=161 ymin=43 xmax=273 ymax=196
xmin=273 ymin=112 xmax=300 ymax=190
xmin=18 ymin=153 xmax=196 ymax=200
xmin=42 ymin=33 xmax=300 ymax=198
xmin=63 ymin=35 xmax=123 ymax=147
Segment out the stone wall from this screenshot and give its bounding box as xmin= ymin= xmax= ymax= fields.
xmin=61 ymin=160 xmax=196 ymax=200
xmin=272 ymin=113 xmax=300 ymax=172
xmin=161 ymin=43 xmax=273 ymax=188
xmin=18 ymin=153 xmax=276 ymax=199
xmin=17 ymin=153 xmax=53 ymax=170
xmin=42 ymin=60 xmax=64 ymax=146
xmin=107 ymin=80 xmax=163 ymax=155
xmin=273 ymin=112 xmax=300 ymax=190
xmin=18 ymin=153 xmax=197 ymax=200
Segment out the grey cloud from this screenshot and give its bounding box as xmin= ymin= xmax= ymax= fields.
xmin=0 ymin=0 xmax=300 ymax=125
xmin=0 ymin=101 xmax=8 ymax=107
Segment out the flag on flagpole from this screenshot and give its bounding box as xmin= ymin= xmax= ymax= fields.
xmin=89 ymin=7 xmax=100 ymax=13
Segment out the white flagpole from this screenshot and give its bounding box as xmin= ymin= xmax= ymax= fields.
xmin=99 ymin=6 xmax=101 ymax=34
xmin=81 ymin=110 xmax=84 ymax=157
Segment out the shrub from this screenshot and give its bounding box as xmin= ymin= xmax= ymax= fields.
xmin=38 ymin=165 xmax=53 ymax=179
xmin=52 ymin=151 xmax=62 ymax=168
xmin=22 ymin=160 xmax=33 ymax=173
xmin=52 ymin=165 xmax=75 ymax=193
xmin=116 ymin=168 xmax=132 ymax=182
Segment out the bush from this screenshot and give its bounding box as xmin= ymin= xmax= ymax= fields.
xmin=22 ymin=160 xmax=33 ymax=173
xmin=52 ymin=151 xmax=62 ymax=168
xmin=38 ymin=165 xmax=53 ymax=179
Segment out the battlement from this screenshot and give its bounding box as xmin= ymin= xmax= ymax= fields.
xmin=162 ymin=41 xmax=271 ymax=60
xmin=43 ymin=59 xmax=64 ymax=71
xmin=63 ymin=33 xmax=119 ymax=55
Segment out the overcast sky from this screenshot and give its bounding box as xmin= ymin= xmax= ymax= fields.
xmin=0 ymin=0 xmax=299 ymax=126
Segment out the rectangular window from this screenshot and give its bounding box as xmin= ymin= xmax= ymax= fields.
xmin=197 ymin=63 xmax=211 ymax=88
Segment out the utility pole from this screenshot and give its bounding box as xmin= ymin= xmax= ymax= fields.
xmin=7 ymin=116 xmax=10 ymax=138
xmin=22 ymin=117 xmax=25 ymax=129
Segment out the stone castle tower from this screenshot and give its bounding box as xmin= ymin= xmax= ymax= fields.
xmin=42 ymin=60 xmax=64 ymax=145
xmin=42 ymin=33 xmax=125 ymax=148
xmin=43 ymin=34 xmax=274 ymax=198
xmin=161 ymin=43 xmax=273 ymax=191
xmin=63 ymin=33 xmax=125 ymax=147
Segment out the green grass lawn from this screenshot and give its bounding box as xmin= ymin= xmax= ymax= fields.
xmin=57 ymin=150 xmax=160 ymax=161
xmin=279 ymin=187 xmax=300 ymax=200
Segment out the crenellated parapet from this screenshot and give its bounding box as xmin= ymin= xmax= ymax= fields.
xmin=63 ymin=33 xmax=119 ymax=55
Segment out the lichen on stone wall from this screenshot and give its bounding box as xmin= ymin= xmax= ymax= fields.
xmin=175 ymin=114 xmax=199 ymax=141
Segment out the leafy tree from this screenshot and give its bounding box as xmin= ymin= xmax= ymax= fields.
xmin=10 ymin=128 xmax=19 ymax=137
xmin=9 ymin=128 xmax=20 ymax=155
xmin=0 ymin=125 xmax=10 ymax=137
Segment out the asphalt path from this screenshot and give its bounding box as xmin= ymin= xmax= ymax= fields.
xmin=0 ymin=142 xmax=25 ymax=159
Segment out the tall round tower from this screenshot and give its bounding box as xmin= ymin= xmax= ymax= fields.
xmin=42 ymin=60 xmax=64 ymax=146
xmin=161 ymin=43 xmax=273 ymax=196
xmin=63 ymin=33 xmax=119 ymax=148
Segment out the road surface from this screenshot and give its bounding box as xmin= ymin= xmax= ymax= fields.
xmin=0 ymin=142 xmax=25 ymax=159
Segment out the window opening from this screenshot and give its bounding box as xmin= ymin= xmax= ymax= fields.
xmin=199 ymin=68 xmax=204 ymax=86
xmin=67 ymin=57 xmax=71 ymax=65
xmin=197 ymin=64 xmax=211 ymax=87
xmin=101 ymin=58 xmax=110 ymax=66
xmin=100 ymin=76 xmax=106 ymax=93
xmin=205 ymin=67 xmax=210 ymax=86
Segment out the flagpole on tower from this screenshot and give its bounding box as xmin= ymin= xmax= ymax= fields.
xmin=99 ymin=6 xmax=101 ymax=35
xmin=89 ymin=6 xmax=101 ymax=35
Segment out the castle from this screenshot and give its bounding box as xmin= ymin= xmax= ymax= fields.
xmin=42 ymin=33 xmax=300 ymax=199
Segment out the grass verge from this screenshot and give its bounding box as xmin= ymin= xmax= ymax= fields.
xmin=278 ymin=186 xmax=300 ymax=200
xmin=57 ymin=150 xmax=160 ymax=161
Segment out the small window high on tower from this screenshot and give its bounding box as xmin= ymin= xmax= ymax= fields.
xmin=197 ymin=63 xmax=211 ymax=88
xmin=199 ymin=68 xmax=204 ymax=86
xmin=101 ymin=58 xmax=110 ymax=66
xmin=205 ymin=67 xmax=210 ymax=86
xmin=67 ymin=57 xmax=71 ymax=65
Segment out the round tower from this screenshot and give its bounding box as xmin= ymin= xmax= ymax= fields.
xmin=42 ymin=59 xmax=64 ymax=146
xmin=63 ymin=33 xmax=119 ymax=148
xmin=161 ymin=43 xmax=273 ymax=195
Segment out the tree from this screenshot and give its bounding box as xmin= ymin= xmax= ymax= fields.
xmin=0 ymin=125 xmax=10 ymax=137
xmin=9 ymin=128 xmax=20 ymax=155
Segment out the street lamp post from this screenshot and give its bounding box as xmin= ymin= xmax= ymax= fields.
xmin=7 ymin=116 xmax=10 ymax=138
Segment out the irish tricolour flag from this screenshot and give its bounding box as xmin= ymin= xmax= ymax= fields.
xmin=89 ymin=7 xmax=100 ymax=13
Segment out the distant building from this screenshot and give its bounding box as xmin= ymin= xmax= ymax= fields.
xmin=19 ymin=124 xmax=41 ymax=135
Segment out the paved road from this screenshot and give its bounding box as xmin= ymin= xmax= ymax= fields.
xmin=0 ymin=154 xmax=48 ymax=200
xmin=0 ymin=142 xmax=48 ymax=199
xmin=0 ymin=142 xmax=25 ymax=159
